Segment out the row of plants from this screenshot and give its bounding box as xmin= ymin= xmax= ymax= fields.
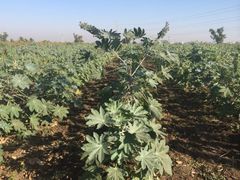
xmin=0 ymin=42 xmax=114 ymax=163
xmin=165 ymin=43 xmax=240 ymax=116
xmin=0 ymin=25 xmax=239 ymax=178
xmin=79 ymin=23 xmax=239 ymax=178
xmin=79 ymin=22 xmax=175 ymax=179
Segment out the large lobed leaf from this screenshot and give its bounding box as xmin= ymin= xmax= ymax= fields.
xmin=82 ymin=133 xmax=108 ymax=164
xmin=136 ymin=140 xmax=172 ymax=176
xmin=53 ymin=105 xmax=69 ymax=120
xmin=11 ymin=74 xmax=32 ymax=90
xmin=106 ymin=167 xmax=125 ymax=180
xmin=27 ymin=97 xmax=48 ymax=115
xmin=86 ymin=107 xmax=110 ymax=129
xmin=0 ymin=145 xmax=4 ymax=163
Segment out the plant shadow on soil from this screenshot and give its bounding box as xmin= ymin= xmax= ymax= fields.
xmin=158 ymin=84 xmax=240 ymax=170
xmin=1 ymin=70 xmax=240 ymax=179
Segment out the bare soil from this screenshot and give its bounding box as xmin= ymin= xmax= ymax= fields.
xmin=158 ymin=85 xmax=240 ymax=179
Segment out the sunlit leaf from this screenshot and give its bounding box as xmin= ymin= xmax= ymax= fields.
xmin=106 ymin=167 xmax=125 ymax=180
xmin=86 ymin=107 xmax=109 ymax=129
xmin=53 ymin=105 xmax=69 ymax=120
xmin=11 ymin=74 xmax=32 ymax=89
xmin=82 ymin=133 xmax=108 ymax=164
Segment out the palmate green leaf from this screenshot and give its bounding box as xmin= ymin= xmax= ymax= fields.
xmin=0 ymin=105 xmax=9 ymax=119
xmin=6 ymin=104 xmax=22 ymax=119
xmin=133 ymin=27 xmax=146 ymax=38
xmin=105 ymin=100 xmax=123 ymax=115
xmin=148 ymin=79 xmax=158 ymax=88
xmin=110 ymin=151 xmax=118 ymax=161
xmin=111 ymin=113 xmax=126 ymax=125
xmin=136 ymin=140 xmax=172 ymax=176
xmin=128 ymin=121 xmax=145 ymax=134
xmin=0 ymin=145 xmax=4 ymax=163
xmin=0 ymin=104 xmax=22 ymax=120
xmin=161 ymin=66 xmax=172 ymax=80
xmin=219 ymin=86 xmax=232 ymax=97
xmin=42 ymin=99 xmax=54 ymax=115
xmin=25 ymin=63 xmax=39 ymax=74
xmin=152 ymin=139 xmax=169 ymax=154
xmin=123 ymin=29 xmax=135 ymax=43
xmin=21 ymin=130 xmax=33 ymax=137
xmin=135 ymin=146 xmax=157 ymax=174
xmin=11 ymin=74 xmax=32 ymax=90
xmin=128 ymin=121 xmax=150 ymax=143
xmin=147 ymin=98 xmax=163 ymax=119
xmin=146 ymin=71 xmax=162 ymax=88
xmin=29 ymin=115 xmax=40 ymax=130
xmin=11 ymin=119 xmax=27 ymax=132
xmin=105 ymin=101 xmax=126 ymax=125
xmin=152 ymin=140 xmax=172 ymax=175
xmin=27 ymin=97 xmax=44 ymax=113
xmin=125 ymin=103 xmax=147 ymax=119
xmin=157 ymin=22 xmax=169 ymax=39
xmin=148 ymin=119 xmax=164 ymax=137
xmin=0 ymin=120 xmax=12 ymax=133
xmin=141 ymin=37 xmax=154 ymax=48
xmin=159 ymin=153 xmax=172 ymax=176
xmin=81 ymin=133 xmax=108 ymax=164
xmin=27 ymin=97 xmax=48 ymax=115
xmin=86 ymin=107 xmax=109 ymax=129
xmin=116 ymin=151 xmax=126 ymax=165
xmin=53 ymin=105 xmax=69 ymax=120
xmin=106 ymin=167 xmax=125 ymax=180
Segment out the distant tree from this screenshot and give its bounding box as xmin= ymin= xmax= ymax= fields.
xmin=209 ymin=27 xmax=226 ymax=44
xmin=0 ymin=32 xmax=8 ymax=41
xmin=29 ymin=38 xmax=34 ymax=42
xmin=73 ymin=33 xmax=83 ymax=43
xmin=19 ymin=36 xmax=30 ymax=42
xmin=157 ymin=22 xmax=169 ymax=40
xmin=19 ymin=36 xmax=25 ymax=41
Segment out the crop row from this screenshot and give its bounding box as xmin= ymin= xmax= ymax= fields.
xmin=0 ymin=42 xmax=114 ymax=163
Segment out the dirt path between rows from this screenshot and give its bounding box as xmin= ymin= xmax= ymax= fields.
xmin=158 ymin=84 xmax=240 ymax=179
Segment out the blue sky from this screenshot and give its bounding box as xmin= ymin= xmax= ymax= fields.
xmin=0 ymin=0 xmax=239 ymax=42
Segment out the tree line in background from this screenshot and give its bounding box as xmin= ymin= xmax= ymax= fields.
xmin=0 ymin=32 xmax=84 ymax=43
xmin=0 ymin=27 xmax=227 ymax=44
xmin=0 ymin=32 xmax=34 ymax=42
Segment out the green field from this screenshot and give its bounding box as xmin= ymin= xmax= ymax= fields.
xmin=0 ymin=25 xmax=239 ymax=179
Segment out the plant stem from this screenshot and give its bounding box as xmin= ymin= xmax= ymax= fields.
xmin=131 ymin=57 xmax=146 ymax=77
